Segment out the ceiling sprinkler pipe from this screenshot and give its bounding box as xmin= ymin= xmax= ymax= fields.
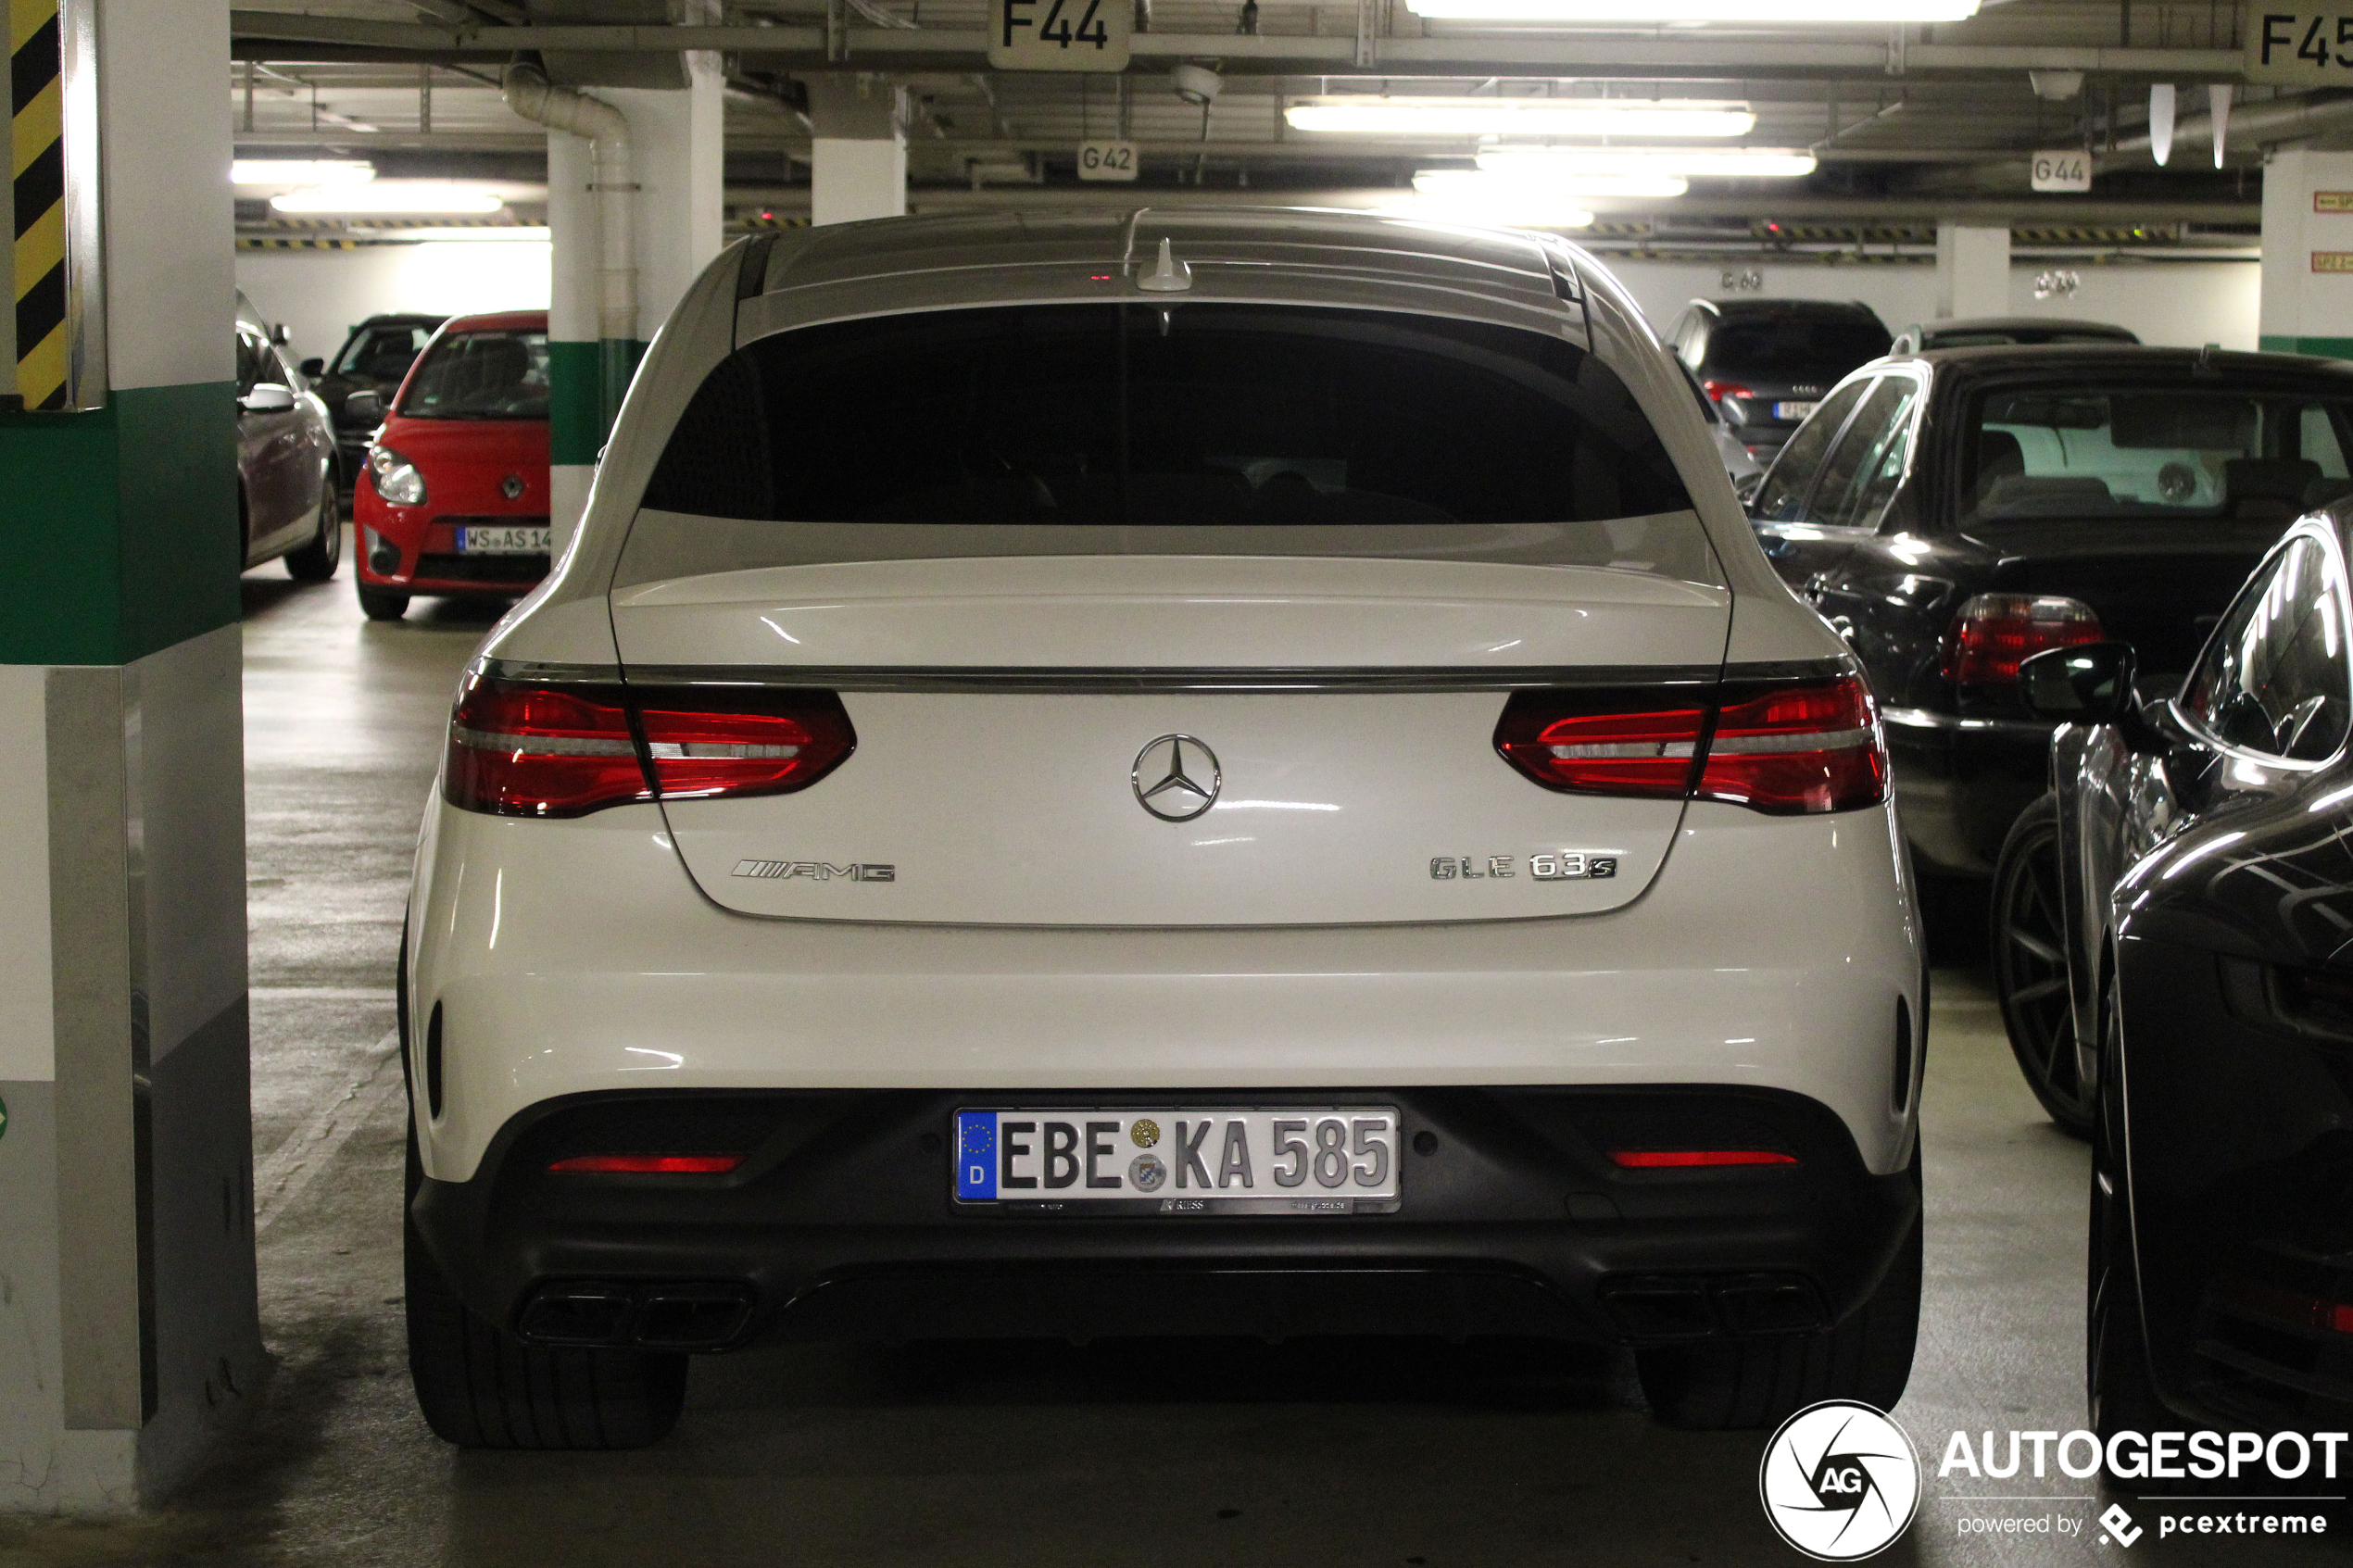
xmin=502 ymin=63 xmax=637 ymax=362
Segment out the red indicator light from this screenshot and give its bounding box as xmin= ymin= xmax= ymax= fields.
xmin=546 ymin=1154 xmax=746 ymax=1174
xmin=1700 ymin=380 xmax=1754 ymax=404
xmin=1609 ymin=1149 xmax=1798 ymax=1168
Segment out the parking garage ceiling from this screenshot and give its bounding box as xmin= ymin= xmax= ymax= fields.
xmin=228 ymin=0 xmax=2294 ymax=257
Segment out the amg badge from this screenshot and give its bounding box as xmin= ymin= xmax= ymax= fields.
xmin=1430 ymin=852 xmax=1618 ymax=881
xmin=733 ymin=859 xmax=896 ymax=882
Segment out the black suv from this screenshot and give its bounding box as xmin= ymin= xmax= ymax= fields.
xmin=299 ymin=312 xmax=447 ymax=489
xmin=1665 ymin=299 xmax=1892 ymax=462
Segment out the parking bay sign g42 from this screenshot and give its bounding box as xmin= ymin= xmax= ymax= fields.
xmin=988 ymin=0 xmax=1131 ymax=70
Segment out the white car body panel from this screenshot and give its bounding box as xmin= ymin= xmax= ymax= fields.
xmin=409 ymin=796 xmax=1919 ymax=1185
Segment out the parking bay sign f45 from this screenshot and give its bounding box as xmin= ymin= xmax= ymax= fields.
xmin=988 ymin=0 xmax=1131 ymax=70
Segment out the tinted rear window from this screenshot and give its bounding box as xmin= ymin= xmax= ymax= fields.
xmin=1705 ymin=318 xmax=1891 ymax=381
xmin=644 ymin=304 xmax=1692 ymax=530
xmin=400 ymin=328 xmax=549 ymax=420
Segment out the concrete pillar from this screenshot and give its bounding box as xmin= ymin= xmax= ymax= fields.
xmin=1934 ymin=223 xmax=2010 ymax=320
xmin=0 ymin=0 xmax=262 ymax=1513
xmin=2260 ymin=149 xmax=2353 ymax=358
xmin=547 ymin=52 xmax=724 ymax=552
xmin=810 ymin=76 xmax=908 ymax=227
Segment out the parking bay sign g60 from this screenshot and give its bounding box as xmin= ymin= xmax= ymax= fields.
xmin=988 ymin=0 xmax=1131 ymax=70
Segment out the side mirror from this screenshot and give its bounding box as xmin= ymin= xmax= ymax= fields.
xmin=299 ymin=357 xmax=325 ymax=378
xmin=342 ymin=389 xmax=384 ymax=422
xmin=2021 ymin=642 xmax=2135 ymax=721
xmin=271 ymin=322 xmax=291 ymax=346
xmin=2021 ymin=641 xmax=2171 ymax=752
xmin=239 ymin=383 xmax=296 ymax=414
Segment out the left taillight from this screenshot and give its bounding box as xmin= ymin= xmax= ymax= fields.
xmin=446 ymin=675 xmax=855 ymax=818
xmin=1495 ymin=674 xmax=1886 ymax=817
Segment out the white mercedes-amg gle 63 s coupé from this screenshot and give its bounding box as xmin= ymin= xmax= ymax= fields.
xmin=400 ymin=209 xmax=1924 ymax=1449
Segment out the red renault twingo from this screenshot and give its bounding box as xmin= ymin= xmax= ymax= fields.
xmin=352 ymin=309 xmax=551 ymax=621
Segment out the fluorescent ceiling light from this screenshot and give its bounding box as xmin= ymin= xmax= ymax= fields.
xmin=1287 ymin=98 xmax=1755 ymax=139
xmin=233 ymin=158 xmax=374 ymax=186
xmin=1477 ymin=147 xmax=1818 ymax=179
xmin=271 ymin=183 xmax=506 ymax=215
xmin=1405 ymin=0 xmax=1976 ymax=18
xmin=1416 ymin=168 xmax=1689 ymax=201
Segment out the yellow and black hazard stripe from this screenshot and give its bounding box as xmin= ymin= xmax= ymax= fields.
xmin=11 ymin=0 xmax=66 ymax=411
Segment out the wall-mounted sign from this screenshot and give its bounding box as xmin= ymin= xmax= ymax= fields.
xmin=2319 ymin=192 xmax=2353 ymax=212
xmin=1076 ymin=140 xmax=1139 ymax=182
xmin=2246 ymin=11 xmax=2353 ymax=82
xmin=2312 ymin=251 xmax=2353 ymax=271
xmin=2030 ymin=149 xmax=2093 ymax=192
xmin=987 ymin=0 xmax=1131 ymax=70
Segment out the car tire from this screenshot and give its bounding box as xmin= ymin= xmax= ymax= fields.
xmin=1992 ymin=794 xmax=2094 ymax=1137
xmin=1636 ymin=1148 xmax=1922 ymax=1430
xmin=404 ymin=1119 xmax=688 ymax=1450
xmin=284 ymin=480 xmax=342 ymax=583
xmin=358 ymin=583 xmax=410 ymax=621
xmin=2088 ymin=971 xmax=2166 ymax=1464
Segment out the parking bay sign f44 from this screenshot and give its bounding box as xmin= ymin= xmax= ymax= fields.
xmin=988 ymin=0 xmax=1131 ymax=70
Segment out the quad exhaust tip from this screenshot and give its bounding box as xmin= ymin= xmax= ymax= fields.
xmin=518 ymin=1280 xmax=756 ymax=1349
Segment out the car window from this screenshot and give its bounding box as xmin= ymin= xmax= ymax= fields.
xmin=1967 ymin=384 xmax=2353 ymax=524
xmin=1748 ymin=379 xmax=1872 ymax=524
xmin=399 ymin=329 xmax=549 ymax=420
xmin=2180 ymin=534 xmax=2353 ymax=760
xmin=336 ymin=324 xmax=434 ymax=383
xmin=1702 ymin=318 xmax=1891 ymax=382
xmin=1806 ymin=376 xmax=1923 ymax=530
xmin=643 ymin=303 xmax=1694 ymax=539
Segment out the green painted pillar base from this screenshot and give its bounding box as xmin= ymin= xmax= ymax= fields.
xmin=548 ymin=337 xmax=648 ymax=470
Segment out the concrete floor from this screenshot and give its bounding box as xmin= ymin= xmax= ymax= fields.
xmin=0 ymin=555 xmax=2341 ymax=1564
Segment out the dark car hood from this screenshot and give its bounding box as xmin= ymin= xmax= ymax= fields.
xmin=1959 ymin=516 xmax=2292 ymax=675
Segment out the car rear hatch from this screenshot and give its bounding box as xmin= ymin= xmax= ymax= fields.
xmin=607 ymin=554 xmax=1731 ymax=927
xmin=1971 ymin=517 xmax=2290 ymax=674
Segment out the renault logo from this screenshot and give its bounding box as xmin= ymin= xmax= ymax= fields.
xmin=500 ymin=473 xmax=526 ymax=500
xmin=1132 ymin=734 xmax=1220 ymax=822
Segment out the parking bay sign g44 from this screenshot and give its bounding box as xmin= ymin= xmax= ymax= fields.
xmin=988 ymin=0 xmax=1131 ymax=70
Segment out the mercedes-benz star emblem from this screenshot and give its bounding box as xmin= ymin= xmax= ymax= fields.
xmin=500 ymin=473 xmax=525 ymax=500
xmin=1132 ymin=734 xmax=1221 ymax=822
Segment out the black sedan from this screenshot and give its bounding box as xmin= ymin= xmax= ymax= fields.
xmin=299 ymin=311 xmax=447 ymax=490
xmin=2006 ymin=512 xmax=2353 ymax=1443
xmin=1750 ymin=345 xmax=2353 ymax=893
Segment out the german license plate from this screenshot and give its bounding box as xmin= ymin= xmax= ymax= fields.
xmin=1774 ymin=400 xmax=1818 ymax=420
xmin=456 ymin=524 xmax=550 ymax=555
xmin=954 ymin=1107 xmax=1401 ymax=1214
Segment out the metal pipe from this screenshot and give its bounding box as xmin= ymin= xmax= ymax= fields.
xmin=501 ymin=62 xmax=635 ymax=420
xmin=2109 ymin=90 xmax=2353 ymax=161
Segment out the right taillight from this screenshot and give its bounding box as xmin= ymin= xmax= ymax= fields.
xmin=446 ymin=674 xmax=855 ymax=818
xmin=1939 ymin=593 xmax=2105 ymax=686
xmin=1697 ymin=678 xmax=1886 ymax=815
xmin=1496 ymin=674 xmax=1886 ymax=816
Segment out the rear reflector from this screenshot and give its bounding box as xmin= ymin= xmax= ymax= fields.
xmin=546 ymin=1154 xmax=746 ymax=1174
xmin=1609 ymin=1149 xmax=1798 ymax=1168
xmin=1496 ymin=674 xmax=1886 ymax=816
xmin=1940 ymin=593 xmax=2105 ymax=686
xmin=446 ymin=674 xmax=854 ymax=818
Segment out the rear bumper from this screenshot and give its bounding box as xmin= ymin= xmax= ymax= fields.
xmin=411 ymin=1083 xmax=1921 ymax=1351
xmin=408 ymin=795 xmax=1925 ymax=1187
xmin=1882 ymin=706 xmax=2053 ymax=874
